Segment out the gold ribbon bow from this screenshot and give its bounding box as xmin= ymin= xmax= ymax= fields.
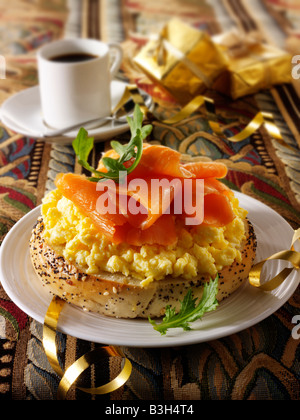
xmin=249 ymin=229 xmax=300 ymax=291
xmin=145 ymin=26 xmax=215 ymax=89
xmin=43 ymin=296 xmax=132 ymax=400
xmin=147 ymin=32 xmax=168 ymax=67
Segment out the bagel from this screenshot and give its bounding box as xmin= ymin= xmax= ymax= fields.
xmin=29 ymin=140 xmax=258 ymax=320
xmin=29 ymin=216 xmax=256 ymax=319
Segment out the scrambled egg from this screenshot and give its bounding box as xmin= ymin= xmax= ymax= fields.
xmin=41 ymin=189 xmax=248 ymax=288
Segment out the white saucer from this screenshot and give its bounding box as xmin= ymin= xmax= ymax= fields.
xmin=0 ymin=81 xmax=152 ymax=144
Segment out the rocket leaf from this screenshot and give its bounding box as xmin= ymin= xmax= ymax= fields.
xmin=149 ymin=275 xmax=219 ymax=335
xmin=72 ymin=104 xmax=152 ymax=182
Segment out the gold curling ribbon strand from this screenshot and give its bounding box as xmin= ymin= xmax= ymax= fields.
xmin=249 ymin=228 xmax=300 ymax=291
xmin=203 ymin=104 xmax=295 ymax=150
xmin=57 ymin=347 xmax=132 ymax=400
xmin=127 ymin=85 xmax=150 ymax=116
xmin=262 ymin=112 xmax=295 ymax=151
xmin=112 ymin=84 xmax=150 ymax=116
xmin=160 ymin=95 xmax=208 ymax=125
xmin=207 ymin=111 xmax=267 ymax=143
xmin=112 ymin=86 xmax=132 ymax=115
xmin=43 ymin=296 xmax=132 ymax=400
xmin=224 ymin=112 xmax=265 ymax=143
xmin=123 ymin=84 xmax=209 ymax=123
xmin=43 ymin=296 xmax=65 ymax=378
xmin=125 ymin=87 xmax=214 ymax=126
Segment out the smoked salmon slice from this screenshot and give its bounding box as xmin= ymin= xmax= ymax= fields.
xmin=114 ymin=175 xmax=182 ymax=230
xmin=117 ymin=214 xmax=177 ymax=246
xmin=183 ymin=161 xmax=228 ymax=180
xmin=97 ymin=144 xmax=195 ymax=179
xmin=131 ymin=145 xmax=195 ymax=179
xmin=204 ymin=177 xmax=234 ymax=199
xmin=98 ymin=144 xmax=228 ymax=180
xmin=55 ymin=173 xmax=127 ymax=244
xmin=203 ymin=193 xmax=236 ymax=227
xmin=177 ymin=178 xmax=235 ymax=227
xmin=55 ymin=144 xmax=235 ymax=246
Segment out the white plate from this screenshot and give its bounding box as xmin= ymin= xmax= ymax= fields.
xmin=0 ymin=81 xmax=152 ymax=144
xmin=0 ymin=192 xmax=299 ymax=348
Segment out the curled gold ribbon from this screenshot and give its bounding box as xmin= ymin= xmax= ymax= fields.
xmin=119 ymin=85 xmax=294 ymax=152
xmin=43 ymin=296 xmax=65 ymax=378
xmin=57 ymin=347 xmax=132 ymax=400
xmin=43 ymin=296 xmax=132 ymax=400
xmin=249 ymin=228 xmax=300 ymax=291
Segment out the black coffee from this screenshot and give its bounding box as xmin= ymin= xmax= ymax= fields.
xmin=49 ymin=53 xmax=97 ymax=63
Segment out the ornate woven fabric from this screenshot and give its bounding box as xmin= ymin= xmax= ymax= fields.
xmin=0 ymin=0 xmax=299 ymax=400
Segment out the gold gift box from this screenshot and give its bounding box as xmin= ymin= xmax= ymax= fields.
xmin=134 ymin=21 xmax=292 ymax=103
xmin=133 ymin=19 xmax=228 ymax=105
xmin=212 ymin=31 xmax=292 ymax=100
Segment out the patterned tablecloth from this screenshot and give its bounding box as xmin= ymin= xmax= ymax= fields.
xmin=0 ymin=0 xmax=299 ymax=400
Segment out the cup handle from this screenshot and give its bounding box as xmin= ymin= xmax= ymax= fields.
xmin=108 ymin=43 xmax=123 ymax=79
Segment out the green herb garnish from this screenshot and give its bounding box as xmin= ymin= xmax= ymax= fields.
xmin=72 ymin=104 xmax=152 ymax=182
xmin=149 ymin=276 xmax=219 ymax=335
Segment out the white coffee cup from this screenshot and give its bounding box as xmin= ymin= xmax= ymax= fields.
xmin=37 ymin=38 xmax=123 ymax=129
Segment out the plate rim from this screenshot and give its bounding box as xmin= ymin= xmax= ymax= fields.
xmin=0 ymin=192 xmax=299 ymax=347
